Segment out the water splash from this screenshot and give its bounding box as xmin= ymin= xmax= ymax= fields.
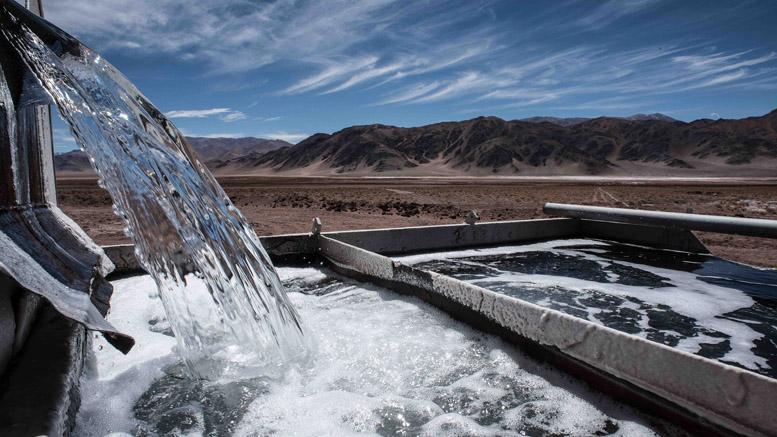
xmin=0 ymin=4 xmax=311 ymax=380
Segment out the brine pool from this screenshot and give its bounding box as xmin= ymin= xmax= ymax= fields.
xmin=397 ymin=239 xmax=777 ymax=379
xmin=74 ymin=266 xmax=678 ymax=436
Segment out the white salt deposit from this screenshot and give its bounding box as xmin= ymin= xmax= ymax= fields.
xmin=74 ymin=269 xmax=661 ymax=436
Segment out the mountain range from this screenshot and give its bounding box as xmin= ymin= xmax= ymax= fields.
xmin=55 ymin=110 xmax=777 ymax=177
xmin=519 ymin=113 xmax=677 ymax=127
xmin=54 ymin=136 xmax=290 ymax=175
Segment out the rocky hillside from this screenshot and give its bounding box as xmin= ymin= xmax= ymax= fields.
xmin=247 ymin=109 xmax=777 ymax=176
xmin=519 ymin=113 xmax=676 ymax=126
xmin=184 ymin=137 xmax=290 ymax=160
xmin=55 ymin=136 xmax=290 ymax=175
xmin=55 ymin=110 xmax=777 ymax=177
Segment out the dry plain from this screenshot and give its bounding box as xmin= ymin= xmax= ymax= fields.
xmin=56 ymin=176 xmax=777 ymax=268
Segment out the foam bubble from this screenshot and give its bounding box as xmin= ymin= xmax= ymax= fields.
xmin=76 ymin=269 xmax=660 ymax=436
xmin=401 ymin=240 xmax=773 ymax=375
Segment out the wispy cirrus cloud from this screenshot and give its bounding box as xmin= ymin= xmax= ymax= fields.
xmin=165 ymin=108 xmax=231 ymax=118
xmin=374 ymin=44 xmax=777 ymax=110
xmin=574 ymin=0 xmax=660 ymax=30
xmin=165 ymin=108 xmax=247 ymax=122
xmin=53 ymin=128 xmax=77 ymax=153
xmin=281 ymin=39 xmax=495 ymax=96
xmin=221 ymin=112 xmax=248 ymax=122
xmin=261 ymin=131 xmax=309 ymax=143
xmin=282 ymin=56 xmax=380 ymax=95
xmin=194 ymin=132 xmax=247 ymax=139
xmin=45 ymin=0 xmax=777 ymax=125
xmin=46 ymin=0 xmax=405 ymax=73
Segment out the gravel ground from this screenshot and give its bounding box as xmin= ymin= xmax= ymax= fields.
xmin=57 ymin=176 xmax=777 ymax=268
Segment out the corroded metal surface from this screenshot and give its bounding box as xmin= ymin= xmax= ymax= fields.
xmin=319 ymin=235 xmax=777 ymax=437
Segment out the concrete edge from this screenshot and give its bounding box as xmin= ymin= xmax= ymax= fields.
xmin=319 ymin=235 xmax=777 ymax=437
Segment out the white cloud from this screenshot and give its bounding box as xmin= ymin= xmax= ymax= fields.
xmin=222 ymin=111 xmax=247 ymax=122
xmin=374 ymin=44 xmax=777 ymax=107
xmin=46 ymin=0 xmax=497 ymax=94
xmin=697 ymin=70 xmax=749 ymax=88
xmin=53 ymin=128 xmax=78 ymax=153
xmin=165 ymin=108 xmax=246 ymax=122
xmin=193 ymin=133 xmax=247 ymax=139
xmin=261 ymin=132 xmax=309 ymax=143
xmin=44 ymin=1 xmax=777 ymax=113
xmin=282 ymin=56 xmax=379 ymax=94
xmin=374 ymin=82 xmax=441 ymax=105
xmin=45 ymin=0 xmax=403 ymax=73
xmin=574 ymin=0 xmax=659 ymax=30
xmin=165 ymin=108 xmax=230 ymax=118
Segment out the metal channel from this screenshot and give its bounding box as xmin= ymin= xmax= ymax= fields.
xmin=319 ymin=234 xmax=777 ymax=437
xmin=545 ymin=203 xmax=777 ymax=239
xmin=104 ymin=217 xmax=710 ymax=276
xmin=326 ymin=218 xmax=580 ymax=255
xmin=105 ymin=219 xmax=583 ymax=275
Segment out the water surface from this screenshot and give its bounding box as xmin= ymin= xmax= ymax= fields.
xmin=74 ymin=268 xmax=675 ymax=436
xmin=398 ymin=239 xmax=777 ymax=378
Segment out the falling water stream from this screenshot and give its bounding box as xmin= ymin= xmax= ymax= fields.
xmin=0 ymin=3 xmax=310 ymax=380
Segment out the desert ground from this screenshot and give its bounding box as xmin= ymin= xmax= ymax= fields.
xmin=56 ymin=176 xmax=777 ymax=268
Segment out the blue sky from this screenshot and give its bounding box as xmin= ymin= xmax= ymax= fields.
xmin=42 ymin=0 xmax=777 ymax=153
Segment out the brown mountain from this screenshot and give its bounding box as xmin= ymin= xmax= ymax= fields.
xmin=519 ymin=113 xmax=677 ymax=126
xmin=55 ymin=136 xmax=290 ymax=175
xmin=54 ymin=149 xmax=92 ymax=173
xmin=55 ymin=110 xmax=777 ymax=177
xmin=245 ymin=109 xmax=777 ymax=176
xmin=184 ymin=137 xmax=290 ymax=160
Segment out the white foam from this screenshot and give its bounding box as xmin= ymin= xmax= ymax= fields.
xmin=400 ymin=241 xmax=769 ymax=372
xmin=75 ymin=275 xmax=177 ymax=435
xmin=275 ymin=266 xmax=329 ymax=283
xmin=76 ymin=270 xmax=658 ymax=436
xmin=394 ymin=239 xmax=607 ymax=265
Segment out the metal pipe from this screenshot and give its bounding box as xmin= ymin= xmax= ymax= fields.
xmin=544 ymin=203 xmax=777 ymax=239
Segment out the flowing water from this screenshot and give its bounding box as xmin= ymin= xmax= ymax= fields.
xmin=75 ymin=268 xmax=671 ymax=436
xmin=0 ymin=4 xmax=310 ymax=380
